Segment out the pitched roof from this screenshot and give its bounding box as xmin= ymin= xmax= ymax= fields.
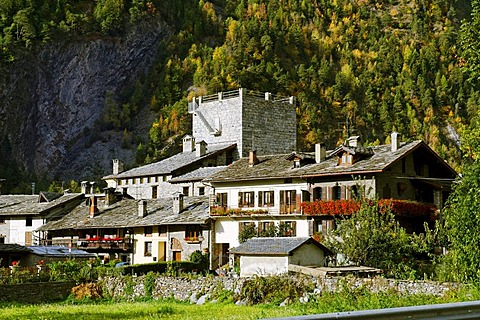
xmin=0 ymin=193 xmax=84 ymax=216
xmin=207 ymin=140 xmax=457 ymax=182
xmin=104 ymin=143 xmax=236 ymax=179
xmin=38 ymin=196 xmax=210 ymax=231
xmin=0 ymin=243 xmax=32 ymax=253
xmin=27 ymin=246 xmax=96 ymax=258
xmin=168 ymin=166 xmax=228 ymax=183
xmin=229 ymin=237 xmax=332 ymax=255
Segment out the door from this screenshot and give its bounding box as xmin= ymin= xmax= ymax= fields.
xmin=158 ymin=241 xmax=166 ymax=261
xmin=173 ymin=251 xmax=182 ymax=261
xmin=25 ymin=232 xmax=32 ymax=246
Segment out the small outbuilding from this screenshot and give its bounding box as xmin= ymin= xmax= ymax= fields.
xmin=229 ymin=237 xmax=332 ymax=277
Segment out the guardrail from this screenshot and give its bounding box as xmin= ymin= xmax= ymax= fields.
xmin=263 ymin=300 xmax=480 ymax=320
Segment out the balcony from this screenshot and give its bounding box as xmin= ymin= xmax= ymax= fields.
xmin=210 ymin=206 xmax=271 ymax=216
xmin=41 ymin=237 xmax=133 ymax=252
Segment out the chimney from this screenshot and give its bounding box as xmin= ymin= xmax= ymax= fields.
xmin=104 ymin=187 xmax=116 ymax=206
xmin=112 ymin=159 xmax=124 ymax=175
xmin=347 ymin=136 xmax=361 ymax=148
xmin=265 ymin=92 xmax=272 ymax=100
xmin=81 ymin=181 xmax=88 ymax=194
xmin=391 ymin=132 xmax=400 ymax=152
xmin=138 ymin=200 xmax=148 ymax=217
xmin=89 ymin=182 xmax=95 ymax=194
xmin=315 ymin=143 xmax=326 ymax=163
xmin=89 ymin=196 xmax=98 ymax=218
xmin=173 ymin=192 xmax=184 ymax=215
xmin=183 ymin=135 xmax=195 ymax=153
xmin=196 ymin=140 xmax=207 ymax=157
xmin=249 ymin=150 xmax=259 ymax=167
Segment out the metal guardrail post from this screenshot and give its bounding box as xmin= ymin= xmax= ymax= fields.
xmin=264 ymin=300 xmax=480 ymax=320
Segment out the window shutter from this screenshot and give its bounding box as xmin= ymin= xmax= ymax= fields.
xmin=295 ymin=193 xmax=301 ymax=213
xmin=328 ymin=187 xmax=333 ymax=200
xmin=258 ymin=191 xmax=263 ymax=206
xmin=340 ymin=186 xmax=346 ymax=200
xmin=292 ymin=221 xmax=297 ymax=236
xmin=308 ymin=220 xmax=314 ymax=236
xmin=258 ymin=222 xmax=264 ymax=234
xmin=238 ymin=222 xmax=244 ymax=234
xmin=322 ymin=187 xmax=327 ymax=201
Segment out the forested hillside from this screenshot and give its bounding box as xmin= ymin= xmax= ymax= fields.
xmin=0 ymin=0 xmax=478 ymax=193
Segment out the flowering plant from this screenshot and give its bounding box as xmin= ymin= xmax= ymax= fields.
xmin=37 ymin=259 xmax=45 ymax=266
xmin=301 ymin=199 xmax=437 ymax=219
xmin=11 ymin=260 xmax=19 ymax=266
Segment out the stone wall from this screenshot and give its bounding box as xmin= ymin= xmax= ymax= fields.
xmin=0 ymin=281 xmax=75 ymax=303
xmin=100 ymin=274 xmax=460 ymax=303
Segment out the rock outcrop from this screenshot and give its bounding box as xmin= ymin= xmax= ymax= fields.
xmin=0 ymin=19 xmax=172 ymax=181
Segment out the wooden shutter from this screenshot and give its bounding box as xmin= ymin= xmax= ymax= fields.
xmin=295 ymin=192 xmax=301 ymax=213
xmin=308 ymin=220 xmax=314 ymax=236
xmin=258 ymin=191 xmax=263 ymax=206
xmin=328 ymin=187 xmax=333 ymax=200
xmin=238 ymin=222 xmax=244 ymax=234
xmin=322 ymin=187 xmax=327 ymax=201
xmin=291 ymin=221 xmax=297 ymax=236
xmin=340 ymin=186 xmax=346 ymax=200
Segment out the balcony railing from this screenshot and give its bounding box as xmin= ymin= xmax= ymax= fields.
xmin=41 ymin=237 xmax=133 ymax=252
xmin=210 ymin=206 xmax=293 ymax=216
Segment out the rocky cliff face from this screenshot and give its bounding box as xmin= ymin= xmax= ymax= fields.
xmin=0 ymin=19 xmax=172 ymax=182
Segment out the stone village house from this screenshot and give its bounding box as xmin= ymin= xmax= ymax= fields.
xmin=206 ymin=133 xmax=457 ymax=269
xmin=34 ymin=89 xmax=456 ymax=272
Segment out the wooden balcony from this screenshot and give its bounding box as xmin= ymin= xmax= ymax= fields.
xmin=41 ymin=237 xmax=133 ymax=252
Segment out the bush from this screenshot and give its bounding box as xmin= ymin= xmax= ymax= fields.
xmin=121 ymin=261 xmax=196 ymax=276
xmin=238 ymin=274 xmax=315 ymax=305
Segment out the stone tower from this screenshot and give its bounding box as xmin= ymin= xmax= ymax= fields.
xmin=188 ymin=88 xmax=296 ymax=159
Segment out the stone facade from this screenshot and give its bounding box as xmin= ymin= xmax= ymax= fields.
xmin=192 ymin=89 xmax=296 ymax=158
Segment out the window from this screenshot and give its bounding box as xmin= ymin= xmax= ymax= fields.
xmin=278 ymin=221 xmax=296 ymax=237
xmin=313 ymin=187 xmax=322 ymax=201
xmin=350 ymin=185 xmax=360 ymax=199
xmin=163 ymin=176 xmax=168 ymax=182
xmin=26 ymin=217 xmax=32 ymax=227
xmin=185 ymin=225 xmax=202 ymax=240
xmin=294 ymin=159 xmax=301 ymax=168
xmin=258 ymin=191 xmax=274 ymax=207
xmin=0 ymin=236 xmax=4 ymax=244
xmin=182 ymin=187 xmax=189 ymax=196
xmin=0 ymin=218 xmax=5 ymax=224
xmin=144 ymin=241 xmax=152 ymax=256
xmin=198 ymin=187 xmax=205 ymax=196
xmin=144 ymin=226 xmax=153 ymax=237
xmin=332 ymin=186 xmax=341 ymax=200
xmin=118 ymin=179 xmax=122 ymax=186
xmin=216 ymin=193 xmax=228 ymax=208
xmin=238 ymin=191 xmax=255 ymax=207
xmin=280 ymin=190 xmax=296 ymax=214
xmin=152 ymin=186 xmax=158 ymax=199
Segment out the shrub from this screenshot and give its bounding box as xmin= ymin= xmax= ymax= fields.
xmin=71 ymin=282 xmax=103 ymax=300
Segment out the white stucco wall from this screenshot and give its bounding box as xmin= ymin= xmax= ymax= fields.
xmin=9 ymin=217 xmax=43 ymax=245
xmin=240 ymin=255 xmax=288 ymax=277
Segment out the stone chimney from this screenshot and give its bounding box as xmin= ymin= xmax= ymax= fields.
xmin=138 ymin=200 xmax=148 ymax=218
xmin=347 ymin=136 xmax=361 ymax=148
xmin=104 ymin=187 xmax=116 ymax=206
xmin=183 ymin=135 xmax=195 ymax=153
xmin=89 ymin=196 xmax=98 ymax=218
xmin=196 ymin=140 xmax=207 ymax=157
xmin=391 ymin=132 xmax=400 ymax=152
xmin=249 ymin=150 xmax=259 ymax=167
xmin=173 ymin=192 xmax=184 ymax=215
xmin=315 ymin=143 xmax=326 ymax=163
xmin=112 ymin=159 xmax=124 ymax=175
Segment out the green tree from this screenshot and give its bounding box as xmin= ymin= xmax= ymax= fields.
xmin=94 ymin=0 xmax=124 ymax=34
xmin=442 ymin=161 xmax=480 ymax=282
xmin=326 ymin=200 xmax=434 ymax=279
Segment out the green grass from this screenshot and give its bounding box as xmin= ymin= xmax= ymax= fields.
xmin=1 ymin=287 xmax=479 ymax=320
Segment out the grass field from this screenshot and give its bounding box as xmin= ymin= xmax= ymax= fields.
xmin=2 ymin=287 xmax=479 ymax=320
